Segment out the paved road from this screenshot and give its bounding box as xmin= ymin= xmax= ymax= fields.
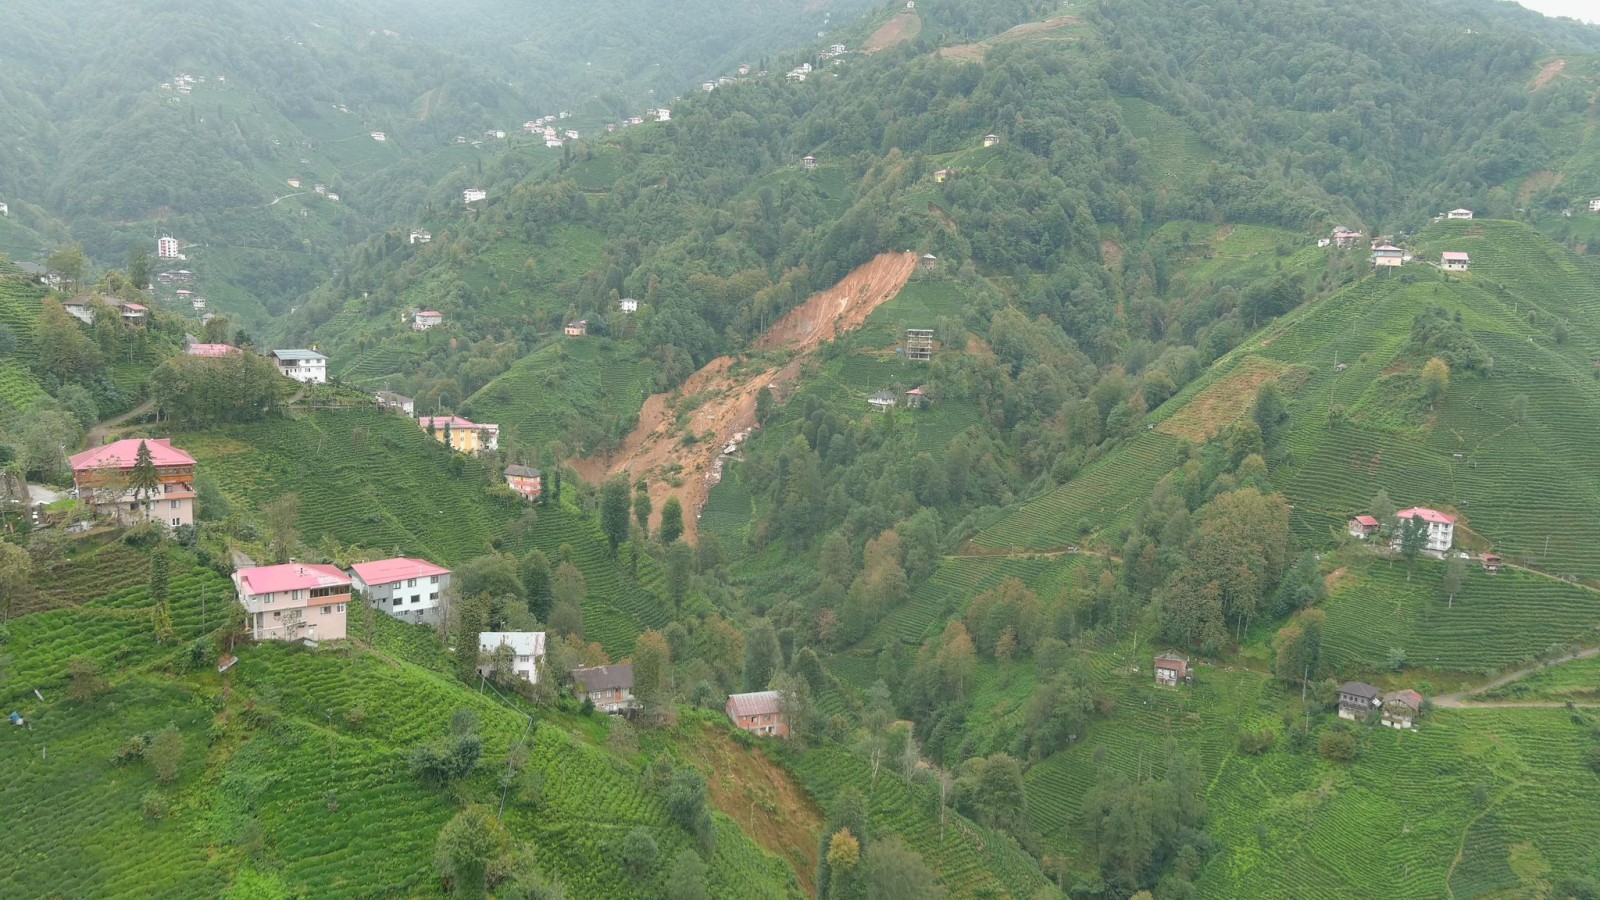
xmin=1433 ymin=646 xmax=1600 ymax=708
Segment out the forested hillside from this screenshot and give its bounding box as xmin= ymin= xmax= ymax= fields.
xmin=0 ymin=0 xmax=880 ymax=320
xmin=9 ymin=0 xmax=1600 ymax=897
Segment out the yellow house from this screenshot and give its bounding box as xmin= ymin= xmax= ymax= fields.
xmin=419 ymin=416 xmax=500 ymax=455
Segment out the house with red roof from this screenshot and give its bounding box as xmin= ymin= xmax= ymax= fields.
xmin=1394 ymin=507 xmax=1456 ymax=552
xmin=1347 ymin=514 xmax=1381 ymax=539
xmin=726 ymin=690 xmax=788 ymax=737
xmin=419 ymin=415 xmax=499 ymax=455
xmin=70 ymin=438 xmax=196 ymax=528
xmin=1382 ymin=689 xmax=1423 ymax=729
xmin=1371 ymin=245 xmax=1404 ymax=268
xmin=120 ymin=302 xmax=148 ymax=322
xmin=349 ymin=557 xmax=452 ymax=625
xmin=1440 ymin=252 xmax=1470 ymax=271
xmin=233 ymin=563 xmax=353 ymax=642
xmin=412 ymin=310 xmax=443 ymax=331
xmin=1154 ymin=653 xmax=1191 ymax=687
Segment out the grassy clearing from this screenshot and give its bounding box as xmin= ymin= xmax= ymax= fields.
xmin=1157 ymin=355 xmax=1293 ymax=442
xmin=466 ymin=337 xmax=657 ymax=454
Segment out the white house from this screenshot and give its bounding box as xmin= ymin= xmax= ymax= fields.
xmin=370 ymin=131 xmax=387 ymax=142
xmin=271 ymin=349 xmax=328 ymax=383
xmin=1447 ymin=208 xmax=1474 ymax=220
xmin=984 ymin=133 xmax=1001 ymax=147
xmin=409 ymin=229 xmax=432 ymax=244
xmin=655 ymin=108 xmax=671 ymax=121
xmin=1395 ymin=507 xmax=1456 ymax=553
xmin=158 ymin=236 xmax=180 ymax=259
xmin=701 ymin=81 xmax=716 ymax=92
xmin=1441 ymin=252 xmax=1469 ymax=271
xmin=374 ymin=391 xmax=415 ymax=417
xmin=63 ymin=296 xmax=99 ymax=325
xmin=350 ymin=558 xmax=451 ymax=626
xmin=1589 ymin=198 xmax=1600 ymax=213
xmin=413 ymin=310 xmax=443 ymax=331
xmin=463 ymin=188 xmax=487 ymax=204
xmin=0 ymin=202 xmax=8 ymax=217
xmin=477 ymin=632 xmax=547 ymax=684
xmin=619 ymin=298 xmax=638 ymax=314
xmin=802 ymin=155 xmax=818 ymax=170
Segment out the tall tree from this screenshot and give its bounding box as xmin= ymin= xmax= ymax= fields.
xmin=130 ymin=440 xmax=159 ymax=509
xmin=632 ymin=629 xmax=672 ymax=709
xmin=600 ymin=475 xmax=631 ymax=555
xmin=666 ymin=540 xmax=694 ymax=614
xmin=434 ymin=805 xmax=510 ymax=897
xmin=1421 ymin=357 xmax=1450 ymax=408
xmin=633 ymin=485 xmax=652 ymax=539
xmin=1443 ymin=553 xmax=1466 ymax=608
xmin=862 ymin=836 xmax=944 ymax=900
xmin=127 ymin=247 xmax=152 ymax=290
xmin=659 ymin=496 xmax=684 ymax=544
xmin=743 ymin=619 xmax=781 ymax=691
xmin=0 ymin=541 xmax=30 ymax=623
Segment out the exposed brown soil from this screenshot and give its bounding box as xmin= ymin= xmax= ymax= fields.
xmin=940 ymin=16 xmax=1080 ymax=60
xmin=1323 ymin=566 xmax=1349 ymax=591
xmin=1156 ymin=356 xmax=1290 ymax=442
xmin=571 ymin=253 xmax=918 ymax=541
xmin=1532 ymin=58 xmax=1566 ymax=90
xmin=865 ymin=12 xmax=922 ymax=53
xmin=678 ymin=724 xmax=825 ymax=893
xmin=1100 ymin=240 xmax=1123 ymax=271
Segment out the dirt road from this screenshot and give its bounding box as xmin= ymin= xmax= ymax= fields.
xmin=1433 ymin=646 xmax=1600 ymax=708
xmin=85 ymin=398 xmax=156 ymax=448
xmin=572 ymin=252 xmax=918 ymax=542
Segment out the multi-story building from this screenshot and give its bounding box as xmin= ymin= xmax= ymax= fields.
xmin=569 ymin=664 xmax=637 ymax=713
xmin=234 ymin=563 xmax=352 ymax=642
xmin=504 ymin=465 xmax=542 ymax=500
xmin=477 ymin=632 xmax=547 ymax=684
xmin=157 ymin=236 xmax=180 ymax=259
xmin=349 ymin=557 xmax=451 ymax=625
xmin=726 ymin=691 xmax=788 ymax=737
xmin=69 ymin=438 xmax=197 ymax=528
xmin=1395 ymin=507 xmax=1456 ymax=553
xmin=270 ymin=349 xmax=328 ymax=383
xmin=419 ymin=415 xmax=499 ymax=455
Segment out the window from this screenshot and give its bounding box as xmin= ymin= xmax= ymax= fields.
xmin=406 ymin=578 xmax=417 ymax=588
xmin=171 ymin=500 xmax=181 ymax=509
xmin=321 ymin=606 xmax=332 ymax=615
xmin=430 ymin=575 xmax=440 ymax=584
xmin=273 ymin=611 xmax=281 ymax=618
xmin=336 ymin=604 xmax=345 ymax=613
xmin=430 ymin=592 xmax=439 ymax=601
xmin=172 ymin=518 xmax=181 ymax=526
xmin=412 ymin=596 xmax=422 ymax=605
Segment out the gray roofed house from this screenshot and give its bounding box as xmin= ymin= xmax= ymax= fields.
xmin=1338 ymin=681 xmax=1382 ymax=721
xmin=868 ymin=390 xmax=897 ymax=411
xmin=569 ymin=664 xmax=637 ymax=714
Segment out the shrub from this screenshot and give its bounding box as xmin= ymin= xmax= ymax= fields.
xmin=619 ymin=827 xmax=659 ymax=879
xmin=141 ymin=790 xmax=169 ymax=820
xmin=112 ymin=734 xmax=151 ymax=766
xmin=410 ymin=734 xmax=483 ymax=784
xmin=1318 ymin=729 xmax=1358 ymax=763
xmin=1238 ymin=729 xmax=1276 ymax=755
xmin=147 ymin=724 xmax=185 ymax=784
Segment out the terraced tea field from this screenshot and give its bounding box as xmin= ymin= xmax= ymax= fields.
xmin=1318 ymin=557 xmax=1600 ymax=676
xmin=467 ymin=338 xmax=656 ymax=453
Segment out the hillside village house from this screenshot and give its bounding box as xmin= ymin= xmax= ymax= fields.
xmin=375 ymin=391 xmax=415 ymax=416
xmin=0 ymin=201 xmax=7 ymax=216
xmin=63 ymin=296 xmax=101 ymax=325
xmin=1395 ymin=507 xmax=1456 ymax=553
xmin=727 ymin=691 xmax=788 ymax=737
xmin=234 ymin=563 xmax=352 ymax=642
xmin=569 ymin=664 xmax=637 ymax=713
xmin=868 ymin=390 xmax=897 ymax=411
xmin=1382 ymin=689 xmax=1423 ymax=729
xmin=120 ymin=302 xmax=148 ymax=323
xmin=287 ymin=178 xmax=300 ymax=188
xmin=1447 ymin=208 xmax=1474 ymax=219
xmin=619 ymin=297 xmax=638 ymax=314
xmin=409 ymin=229 xmax=432 ymax=244
xmin=370 ymin=131 xmax=386 ymax=141
xmin=191 ymin=296 xmax=206 ymax=310
xmin=271 ymin=349 xmax=328 ymax=383
xmin=70 ymin=438 xmax=196 ymax=528
xmin=802 ymin=155 xmax=818 ymax=170
xmin=1371 ymin=245 xmax=1404 ymax=268
xmin=564 ymin=320 xmax=588 ymax=337
xmin=1441 ymin=251 xmax=1470 ymax=271
xmin=186 ymin=343 xmax=239 ymax=357
xmin=419 ymin=415 xmax=500 ymax=455
xmin=505 ymin=464 xmax=542 ymax=500
xmin=1332 ymin=227 xmax=1363 ymax=249
xmin=920 ymin=253 xmax=938 ymax=271
xmin=934 ymin=168 xmax=952 ymax=183
xmin=350 ymin=557 xmax=451 ymax=625
xmin=1338 ymin=681 xmax=1382 ymax=721
xmin=158 ymin=236 xmax=180 ymax=259
xmin=905 ymin=387 xmax=925 ymax=408
xmin=463 ymin=188 xmax=487 ymax=204
xmin=413 ymin=310 xmax=443 ymax=331
xmin=1482 ymin=553 xmax=1503 ymax=574
xmin=739 ymin=64 xmax=751 ymax=75
xmin=1347 ymin=514 xmax=1381 ymax=539
xmin=701 ymin=81 xmax=716 ymax=92
xmin=1590 ymin=198 xmax=1600 ymax=213
xmin=984 ymin=133 xmax=1001 ymax=147
xmin=478 ymin=632 xmax=547 ymax=684
xmin=1154 ymin=653 xmax=1190 ymax=686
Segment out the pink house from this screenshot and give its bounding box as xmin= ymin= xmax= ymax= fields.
xmin=70 ymin=438 xmax=196 ymax=528
xmin=234 ymin=563 xmax=353 ymax=642
xmin=1347 ymin=514 xmax=1381 ymax=539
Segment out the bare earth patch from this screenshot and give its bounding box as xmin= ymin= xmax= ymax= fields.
xmin=1531 ymin=58 xmax=1566 ymax=90
xmin=570 ymin=253 xmax=918 ymax=541
xmin=939 ymin=16 xmax=1080 ymax=60
xmin=864 ymin=12 xmax=922 ymax=53
xmin=1100 ymin=240 xmax=1123 ymax=271
xmin=678 ymin=724 xmax=825 ymax=894
xmin=1157 ymin=356 xmax=1291 ymax=442
xmin=1323 ymin=566 xmax=1349 ymax=592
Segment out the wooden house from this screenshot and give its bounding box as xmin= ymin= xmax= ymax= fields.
xmin=1338 ymin=681 xmax=1381 ymax=721
xmin=1481 ymin=553 xmax=1502 ymax=574
xmin=1382 ymin=690 xmax=1422 ymax=729
xmin=727 ymin=691 xmax=788 ymax=737
xmin=569 ymin=664 xmax=637 ymax=714
xmin=1347 ymin=515 xmax=1381 ymax=539
xmin=868 ymin=390 xmax=897 ymax=411
xmin=1154 ymin=653 xmax=1190 ymax=687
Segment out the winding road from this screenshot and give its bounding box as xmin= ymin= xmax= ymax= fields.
xmin=1433 ymin=646 xmax=1600 ymax=709
xmin=85 ymin=398 xmax=156 ymax=447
